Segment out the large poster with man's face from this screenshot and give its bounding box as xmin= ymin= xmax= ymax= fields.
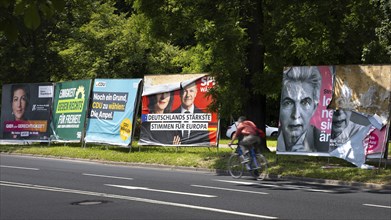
xmin=52 ymin=79 xmax=92 ymax=142
xmin=84 ymin=79 xmax=142 ymax=147
xmin=139 ymin=74 xmax=218 ymax=146
xmin=328 ymin=65 xmax=391 ymax=167
xmin=277 ymin=65 xmax=391 ymax=168
xmin=0 ymin=83 xmax=54 ymax=141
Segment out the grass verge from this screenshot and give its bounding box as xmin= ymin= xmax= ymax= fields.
xmin=0 ymin=139 xmax=390 ymax=186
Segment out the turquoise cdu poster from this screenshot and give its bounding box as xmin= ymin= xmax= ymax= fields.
xmin=84 ymin=78 xmax=142 ymax=147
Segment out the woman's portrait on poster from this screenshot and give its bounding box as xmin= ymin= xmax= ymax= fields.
xmin=148 ymin=92 xmax=174 ymax=114
xmin=140 ymin=91 xmax=181 ymax=145
xmin=11 ymin=84 xmax=30 ymax=121
xmin=277 ymin=66 xmax=323 ymax=152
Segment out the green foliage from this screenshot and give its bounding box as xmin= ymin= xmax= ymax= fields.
xmin=264 ymin=0 xmax=389 ymax=68
xmin=361 ymin=0 xmax=391 ymax=63
xmin=0 ymin=0 xmax=65 ymax=41
xmin=23 ymin=4 xmax=41 ymax=30
xmin=50 ymin=1 xmax=182 ymax=81
xmin=55 ymin=2 xmax=132 ymax=79
xmin=134 ymin=0 xmax=252 ymax=118
xmin=0 ymin=22 xmax=65 ymax=85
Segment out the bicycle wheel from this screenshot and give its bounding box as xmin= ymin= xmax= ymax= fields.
xmin=249 ymin=154 xmax=268 ymax=180
xmin=228 ymin=154 xmax=244 ymax=178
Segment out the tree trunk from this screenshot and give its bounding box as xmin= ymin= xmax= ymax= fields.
xmin=243 ymin=0 xmax=270 ymax=153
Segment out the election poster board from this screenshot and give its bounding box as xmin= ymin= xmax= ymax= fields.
xmin=0 ymin=83 xmax=54 ymax=141
xmin=365 ymin=124 xmax=389 ymax=159
xmin=139 ymin=74 xmax=219 ymax=146
xmin=277 ymin=65 xmax=391 ymax=168
xmin=328 ymin=65 xmax=391 ymax=166
xmin=84 ymin=79 xmax=142 ymax=147
xmin=52 ymin=79 xmax=92 ymax=142
xmin=277 ymin=66 xmax=334 ymax=155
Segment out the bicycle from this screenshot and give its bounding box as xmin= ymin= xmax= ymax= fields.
xmin=227 ymin=143 xmax=268 ymax=180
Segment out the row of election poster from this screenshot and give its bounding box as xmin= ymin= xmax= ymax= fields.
xmin=0 ymin=83 xmax=54 ymax=140
xmin=277 ymin=65 xmax=390 ymax=168
xmin=52 ymin=79 xmax=92 ymax=141
xmin=84 ymin=79 xmax=142 ymax=147
xmin=139 ymin=74 xmax=218 ymax=146
xmin=1 ymin=79 xmax=142 ymax=148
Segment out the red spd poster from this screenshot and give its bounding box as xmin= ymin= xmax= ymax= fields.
xmin=139 ymin=74 xmax=218 ymax=146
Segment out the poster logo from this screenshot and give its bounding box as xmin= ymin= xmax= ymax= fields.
xmin=75 ymin=86 xmax=85 ymax=99
xmin=95 ymin=81 xmax=106 ymax=87
xmin=120 ymin=118 xmax=132 ymax=141
xmin=39 ymin=86 xmax=53 ymax=98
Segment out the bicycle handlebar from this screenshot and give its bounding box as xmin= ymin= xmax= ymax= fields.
xmin=227 ymin=143 xmax=238 ymax=150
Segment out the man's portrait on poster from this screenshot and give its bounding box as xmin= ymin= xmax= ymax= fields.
xmin=329 ymin=94 xmax=365 ymax=151
xmin=172 ymin=81 xmax=210 ymax=145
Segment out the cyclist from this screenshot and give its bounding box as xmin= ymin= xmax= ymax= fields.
xmin=228 ymin=116 xmax=265 ymax=163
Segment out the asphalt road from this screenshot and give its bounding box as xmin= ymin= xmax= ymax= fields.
xmin=1 ymin=154 xmax=390 ymax=219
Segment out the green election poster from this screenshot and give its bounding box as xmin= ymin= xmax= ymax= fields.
xmin=52 ymin=79 xmax=92 ymax=141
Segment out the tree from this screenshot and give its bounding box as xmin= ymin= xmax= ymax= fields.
xmin=51 ymin=1 xmax=182 ymax=80
xmin=0 ymin=9 xmax=65 ymax=85
xmin=361 ymin=0 xmax=391 ymax=63
xmin=132 ymin=0 xmax=273 ymax=151
xmin=0 ymin=0 xmax=182 ymax=84
xmin=263 ymin=0 xmax=389 ymax=68
xmin=0 ymin=0 xmax=65 ymax=41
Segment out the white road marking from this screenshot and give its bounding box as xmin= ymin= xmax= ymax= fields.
xmin=191 ymin=184 xmax=268 ymax=195
xmin=363 ymin=203 xmax=391 ymax=209
xmin=83 ymin=173 xmax=134 ymax=180
xmin=106 ymin=184 xmax=216 ymax=198
xmin=0 ymin=181 xmax=278 ymax=219
xmin=215 ymin=179 xmax=334 ymax=193
xmin=283 ymin=184 xmax=334 ymax=193
xmin=0 ymin=165 xmax=39 ymax=171
xmin=214 ymin=179 xmax=262 ymax=185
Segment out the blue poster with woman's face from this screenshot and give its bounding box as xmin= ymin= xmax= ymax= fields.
xmin=84 ymin=79 xmax=142 ymax=147
xmin=0 ymin=83 xmax=54 ymax=141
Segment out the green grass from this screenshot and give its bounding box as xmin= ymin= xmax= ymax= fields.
xmin=1 ymin=139 xmax=390 ymax=185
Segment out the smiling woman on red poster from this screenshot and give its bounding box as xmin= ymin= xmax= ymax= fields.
xmin=139 ymin=74 xmax=218 ymax=147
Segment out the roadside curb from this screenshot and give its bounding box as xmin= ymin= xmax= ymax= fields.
xmin=2 ymin=153 xmax=390 ymax=190
xmin=277 ymin=175 xmax=391 ymax=190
